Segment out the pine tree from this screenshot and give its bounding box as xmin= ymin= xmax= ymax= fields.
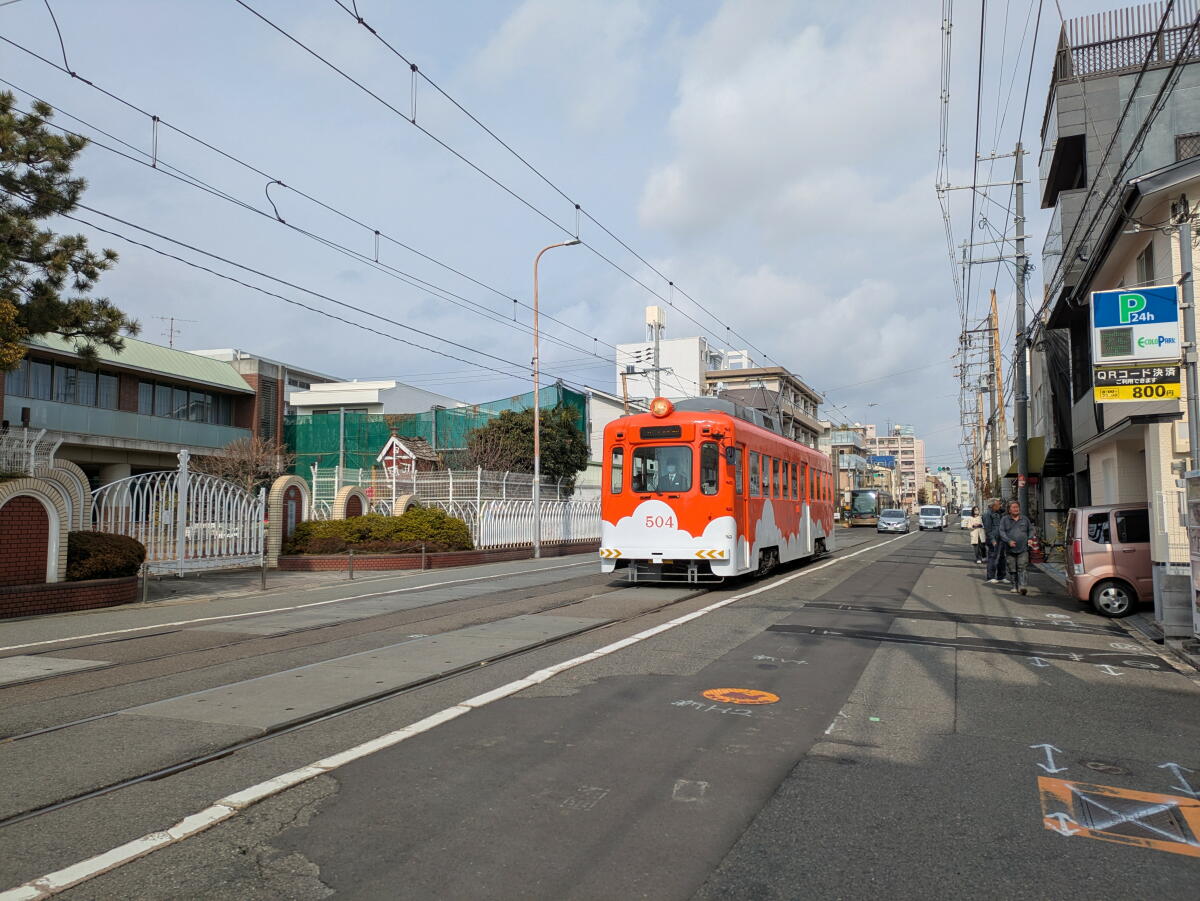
xmin=0 ymin=91 xmax=137 ymax=369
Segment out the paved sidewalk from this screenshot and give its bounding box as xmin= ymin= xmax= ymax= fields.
xmin=700 ymin=529 xmax=1200 ymax=899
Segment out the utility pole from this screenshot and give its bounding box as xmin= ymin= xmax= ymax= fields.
xmin=1014 ymin=142 xmax=1029 ymax=512
xmin=990 ymin=289 xmax=1008 ymax=491
xmin=1176 ymin=198 xmax=1198 ymax=468
xmin=646 ymin=305 xmax=666 ymax=396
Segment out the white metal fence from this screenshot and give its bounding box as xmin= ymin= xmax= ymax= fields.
xmin=0 ymin=426 xmax=61 ymax=475
xmin=91 ymin=450 xmax=264 ymax=575
xmin=475 ymin=499 xmax=602 ymax=549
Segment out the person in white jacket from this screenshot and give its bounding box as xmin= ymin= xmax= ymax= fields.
xmin=967 ymin=506 xmax=986 ymax=563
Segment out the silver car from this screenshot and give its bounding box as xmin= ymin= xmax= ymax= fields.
xmin=877 ymin=509 xmax=910 ymax=533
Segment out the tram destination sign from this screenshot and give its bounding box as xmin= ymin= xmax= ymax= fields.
xmin=1090 ymin=285 xmax=1180 ymax=365
xmin=1093 ymin=363 xmax=1181 ymax=403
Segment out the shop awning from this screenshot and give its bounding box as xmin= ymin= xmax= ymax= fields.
xmin=1005 ymin=436 xmax=1046 ymax=477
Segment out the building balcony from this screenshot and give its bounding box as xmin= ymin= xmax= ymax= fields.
xmin=5 ymin=398 xmax=250 ymax=452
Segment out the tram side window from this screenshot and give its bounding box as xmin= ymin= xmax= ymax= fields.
xmin=763 ymin=456 xmax=772 ymax=497
xmin=632 ymin=445 xmax=692 ymax=493
xmin=749 ymin=452 xmax=761 ymax=496
xmin=610 ymin=447 xmax=623 ymax=494
xmin=771 ymin=459 xmax=780 ymax=497
xmin=732 ymin=447 xmax=743 ymax=495
xmin=791 ymin=463 xmax=798 ymax=499
xmin=801 ymin=462 xmax=808 ymax=500
xmin=700 ymin=442 xmax=719 ymax=495
xmin=781 ymin=461 xmax=789 ymax=498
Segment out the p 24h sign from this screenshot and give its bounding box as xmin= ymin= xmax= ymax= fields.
xmin=1091 ymin=285 xmax=1180 ymax=365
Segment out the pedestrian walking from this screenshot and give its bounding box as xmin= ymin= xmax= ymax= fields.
xmin=983 ymin=498 xmax=1007 ymax=583
xmin=967 ymin=506 xmax=986 ymax=562
xmin=998 ymin=500 xmax=1037 ymax=595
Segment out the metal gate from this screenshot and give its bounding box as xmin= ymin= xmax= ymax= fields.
xmin=91 ymin=450 xmax=265 ymax=575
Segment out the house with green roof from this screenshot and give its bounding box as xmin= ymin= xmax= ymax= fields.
xmin=1 ymin=334 xmax=256 ymax=486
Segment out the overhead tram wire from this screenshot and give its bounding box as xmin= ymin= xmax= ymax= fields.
xmin=0 ymin=187 xmax=601 ymax=392
xmin=236 ymin=0 xmax=790 ymax=378
xmin=964 ymin=0 xmax=987 ymax=328
xmin=0 ymin=46 xmax=630 ymax=371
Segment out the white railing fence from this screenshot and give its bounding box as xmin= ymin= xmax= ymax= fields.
xmin=0 ymin=426 xmax=62 ymax=475
xmin=91 ymin=449 xmax=264 ymax=575
xmin=476 ymin=499 xmax=602 ymax=549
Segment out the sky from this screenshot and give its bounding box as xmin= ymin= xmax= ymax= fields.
xmin=1 ymin=0 xmax=1117 ymax=475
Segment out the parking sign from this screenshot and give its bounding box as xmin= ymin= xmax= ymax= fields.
xmin=1091 ymin=285 xmax=1180 ymax=364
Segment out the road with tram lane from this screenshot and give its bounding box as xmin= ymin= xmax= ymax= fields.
xmin=0 ymin=525 xmax=1197 ymax=900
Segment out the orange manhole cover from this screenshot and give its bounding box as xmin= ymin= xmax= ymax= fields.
xmin=701 ymin=688 xmax=780 ymax=705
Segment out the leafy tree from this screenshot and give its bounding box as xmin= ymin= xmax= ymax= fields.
xmin=1 ymin=91 xmax=137 ymax=369
xmin=917 ymin=488 xmax=928 ymax=505
xmin=465 ymin=406 xmax=589 ymax=485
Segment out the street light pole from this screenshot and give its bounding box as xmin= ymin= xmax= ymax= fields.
xmin=532 ymin=239 xmax=581 ymax=558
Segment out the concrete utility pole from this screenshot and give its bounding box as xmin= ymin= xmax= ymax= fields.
xmin=646 ymin=305 xmax=667 ymax=396
xmin=1014 ymin=142 xmax=1030 ymax=512
xmin=532 ymin=239 xmax=580 ymax=559
xmin=1178 ymin=202 xmax=1198 ymax=469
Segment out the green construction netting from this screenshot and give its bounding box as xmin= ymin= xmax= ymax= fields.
xmin=284 ymin=384 xmax=587 ymax=477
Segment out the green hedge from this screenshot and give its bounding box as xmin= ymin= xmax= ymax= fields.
xmin=66 ymin=531 xmax=147 ymax=581
xmin=283 ymin=509 xmax=473 ymax=555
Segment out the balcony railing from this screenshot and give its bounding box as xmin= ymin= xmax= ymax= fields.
xmin=1055 ymin=23 xmax=1198 ymax=83
xmin=3 ymin=398 xmax=250 ymax=450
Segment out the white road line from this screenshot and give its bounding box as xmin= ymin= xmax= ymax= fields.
xmin=0 ymin=531 xmax=914 ymax=900
xmin=0 ymin=561 xmax=591 ymax=654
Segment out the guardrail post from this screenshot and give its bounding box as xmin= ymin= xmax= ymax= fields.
xmin=141 ymin=562 xmax=150 ymax=604
xmin=421 ymin=544 xmax=427 ymax=570
xmin=348 ymin=548 xmax=355 ymax=580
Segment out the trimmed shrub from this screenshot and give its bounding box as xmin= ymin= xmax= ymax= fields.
xmin=283 ymin=509 xmax=473 ymax=555
xmin=66 ymin=531 xmax=147 ymax=581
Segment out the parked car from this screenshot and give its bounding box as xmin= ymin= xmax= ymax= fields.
xmin=1065 ymin=504 xmax=1152 ymax=617
xmin=959 ymin=511 xmax=974 ymax=529
xmin=918 ymin=505 xmax=946 ymax=531
xmin=877 ymin=509 xmax=910 ymax=534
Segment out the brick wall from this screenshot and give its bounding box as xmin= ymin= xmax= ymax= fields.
xmin=0 ymin=496 xmax=49 ymax=587
xmin=279 ymin=541 xmax=598 ymax=571
xmin=0 ymin=576 xmax=139 ymax=620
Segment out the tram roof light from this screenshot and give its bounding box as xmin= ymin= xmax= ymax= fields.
xmin=650 ymin=397 xmax=674 ymax=418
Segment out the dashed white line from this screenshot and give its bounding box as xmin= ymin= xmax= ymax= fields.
xmin=0 ymin=531 xmax=915 ymax=900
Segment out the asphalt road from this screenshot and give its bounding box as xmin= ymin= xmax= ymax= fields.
xmin=2 ymin=527 xmax=1196 ymax=900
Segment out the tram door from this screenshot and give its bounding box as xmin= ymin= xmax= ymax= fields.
xmin=732 ymin=443 xmax=747 ymax=569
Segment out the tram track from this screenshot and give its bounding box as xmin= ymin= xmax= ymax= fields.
xmin=0 ymin=580 xmax=715 ymax=831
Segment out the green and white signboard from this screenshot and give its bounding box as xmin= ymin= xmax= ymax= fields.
xmin=1090 ymin=285 xmax=1181 ymax=365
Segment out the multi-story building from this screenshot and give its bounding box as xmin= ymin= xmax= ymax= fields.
xmin=1033 ymin=1 xmax=1200 ymax=638
xmin=189 ymin=349 xmax=341 ymax=444
xmin=706 ymin=367 xmax=823 ymax=447
xmin=1 ymin=334 xmax=255 ymax=485
xmin=821 ymin=423 xmax=870 ymax=507
xmin=867 ymin=425 xmax=926 ymax=510
xmin=615 ymin=334 xmax=753 ymax=402
xmin=287 ymin=380 xmax=466 ymax=416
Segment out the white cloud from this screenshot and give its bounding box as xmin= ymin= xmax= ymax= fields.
xmin=473 ymin=0 xmax=650 ymax=131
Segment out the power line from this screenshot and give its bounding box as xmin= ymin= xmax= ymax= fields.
xmin=234 ymin=0 xmax=793 ymax=379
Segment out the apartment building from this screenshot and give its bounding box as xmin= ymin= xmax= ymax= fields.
xmin=867 ymin=425 xmax=926 ymax=510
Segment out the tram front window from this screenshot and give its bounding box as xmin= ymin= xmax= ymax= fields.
xmin=631 ymin=445 xmax=692 ymax=493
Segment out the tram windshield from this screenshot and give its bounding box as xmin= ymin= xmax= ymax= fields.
xmin=851 ymin=491 xmax=880 ymax=513
xmin=631 ymin=445 xmax=692 ymax=493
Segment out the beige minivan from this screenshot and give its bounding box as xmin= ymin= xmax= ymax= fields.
xmin=1065 ymin=504 xmax=1152 ymax=617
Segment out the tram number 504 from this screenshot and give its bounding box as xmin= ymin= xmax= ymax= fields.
xmin=645 ymin=515 xmax=676 ymax=529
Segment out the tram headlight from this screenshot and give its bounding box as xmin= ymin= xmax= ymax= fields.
xmin=650 ymin=397 xmax=674 ymax=418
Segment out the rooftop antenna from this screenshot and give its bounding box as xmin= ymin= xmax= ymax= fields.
xmin=154 ymin=316 xmax=198 ymax=348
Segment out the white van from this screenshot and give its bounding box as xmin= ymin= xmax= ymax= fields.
xmin=918 ymin=505 xmax=946 ymax=531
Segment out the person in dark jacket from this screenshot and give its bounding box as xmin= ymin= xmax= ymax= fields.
xmin=983 ymin=498 xmax=1007 ymax=583
xmin=998 ymin=500 xmax=1036 ymax=594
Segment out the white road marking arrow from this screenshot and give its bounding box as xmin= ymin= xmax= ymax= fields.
xmin=1030 ymin=744 xmax=1068 ymax=773
xmin=1158 ymin=762 xmax=1200 ymax=797
xmin=1096 ymin=665 xmax=1124 ymax=676
xmin=1045 ymin=813 xmax=1081 ymax=836
xmin=1028 ymin=657 xmax=1051 ymax=667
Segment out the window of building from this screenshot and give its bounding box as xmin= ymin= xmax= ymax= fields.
xmin=30 ymin=360 xmax=52 ymax=399
xmin=749 ymin=452 xmax=760 ymax=496
xmin=1176 ymin=132 xmax=1200 ymax=162
xmin=1136 ymin=242 xmax=1155 ymax=285
xmin=76 ymin=369 xmax=97 ymax=406
xmin=700 ymin=442 xmax=719 ymax=495
xmin=97 ymin=373 xmax=119 ymax=410
xmin=52 ymin=364 xmax=76 ymax=404
xmin=138 ymin=381 xmax=154 ymax=414
xmin=287 ymin=377 xmax=311 ymax=389
xmin=609 ymin=447 xmax=623 ymax=494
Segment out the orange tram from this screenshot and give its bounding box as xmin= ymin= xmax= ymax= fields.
xmin=600 ymin=396 xmax=836 ymax=582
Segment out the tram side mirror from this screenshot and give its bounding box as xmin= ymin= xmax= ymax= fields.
xmin=725 ymin=447 xmax=736 ymax=465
